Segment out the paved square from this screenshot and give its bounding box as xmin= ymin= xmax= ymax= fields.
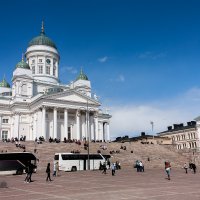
xmin=0 ymin=168 xmax=199 ymax=200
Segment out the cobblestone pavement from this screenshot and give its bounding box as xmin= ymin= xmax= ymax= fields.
xmin=0 ymin=168 xmax=200 ymax=200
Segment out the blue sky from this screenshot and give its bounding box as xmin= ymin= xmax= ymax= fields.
xmin=1 ymin=0 xmax=200 ymax=138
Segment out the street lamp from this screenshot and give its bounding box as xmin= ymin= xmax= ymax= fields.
xmin=150 ymin=121 xmax=154 ymax=140
xmin=86 ymin=93 xmax=99 ymax=170
xmin=86 ymin=98 xmax=90 ymax=170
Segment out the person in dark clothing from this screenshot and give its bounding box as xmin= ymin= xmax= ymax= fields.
xmin=102 ymin=163 xmax=107 ymax=174
xmin=107 ymin=159 xmax=111 ymax=169
xmin=24 ymin=162 xmax=31 ymax=183
xmin=28 ymin=163 xmax=34 ymax=182
xmin=191 ymin=163 xmax=196 ymax=174
xmin=46 ymin=163 xmax=52 ymax=181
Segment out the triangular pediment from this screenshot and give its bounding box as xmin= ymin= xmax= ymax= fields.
xmin=44 ymin=90 xmax=100 ymax=105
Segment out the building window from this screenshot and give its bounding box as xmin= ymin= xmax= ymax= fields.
xmin=2 ymin=119 xmax=8 ymax=123
xmin=2 ymin=131 xmax=8 ymax=140
xmin=32 ymin=59 xmax=35 ymax=64
xmin=53 ymin=59 xmax=56 ymax=65
xmin=39 ymin=65 xmax=43 ymax=74
xmin=39 ymin=59 xmax=43 ymax=63
xmin=46 ymin=66 xmax=50 ymax=75
xmin=53 ymin=67 xmax=56 ymax=76
xmin=32 ymin=66 xmax=35 ymax=74
xmin=21 ymin=84 xmax=27 ymax=96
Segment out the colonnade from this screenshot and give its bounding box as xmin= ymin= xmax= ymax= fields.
xmin=38 ymin=106 xmax=110 ymax=142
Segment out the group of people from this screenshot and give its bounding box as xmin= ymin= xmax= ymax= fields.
xmin=165 ymin=161 xmax=197 ymax=181
xmin=24 ymin=161 xmax=35 ymax=183
xmin=134 ymin=160 xmax=144 ymax=172
xmin=101 ymin=161 xmax=117 ymax=176
xmin=183 ymin=162 xmax=196 ymax=174
xmin=46 ymin=161 xmax=60 ymax=181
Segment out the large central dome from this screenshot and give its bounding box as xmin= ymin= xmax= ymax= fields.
xmin=28 ymin=22 xmax=57 ymax=49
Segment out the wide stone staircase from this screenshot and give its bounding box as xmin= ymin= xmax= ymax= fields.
xmin=0 ymin=141 xmax=190 ymax=171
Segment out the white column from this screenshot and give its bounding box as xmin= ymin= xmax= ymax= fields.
xmin=86 ymin=112 xmax=90 ymax=141
xmin=94 ymin=113 xmax=98 ymax=141
xmin=64 ymin=109 xmax=68 ymax=140
xmin=33 ymin=112 xmax=37 ymax=140
xmin=53 ymin=107 xmax=57 ymax=139
xmin=90 ymin=114 xmax=94 ymax=141
xmin=106 ymin=123 xmax=110 ymax=141
xmin=81 ymin=113 xmax=86 ymax=140
xmin=42 ymin=106 xmax=46 ymax=139
xmin=99 ymin=122 xmax=104 ymax=141
xmin=10 ymin=116 xmax=14 ymax=139
xmin=76 ymin=110 xmax=80 ymax=140
xmin=70 ymin=124 xmax=73 ymax=140
xmin=14 ymin=113 xmax=20 ymax=139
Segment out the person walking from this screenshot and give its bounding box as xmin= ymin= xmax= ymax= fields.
xmin=183 ymin=163 xmax=188 ymax=174
xmin=192 ymin=163 xmax=196 ymax=174
xmin=46 ymin=163 xmax=52 ymax=181
xmin=165 ymin=161 xmax=171 ymax=180
xmin=102 ymin=162 xmax=107 ymax=174
xmin=111 ymin=163 xmax=116 ymax=176
xmin=24 ymin=162 xmax=30 ymax=183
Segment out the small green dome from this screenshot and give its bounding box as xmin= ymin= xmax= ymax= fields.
xmin=76 ymin=69 xmax=89 ymax=81
xmin=28 ymin=21 xmax=57 ymax=49
xmin=16 ymin=59 xmax=30 ymax=69
xmin=0 ymin=78 xmax=10 ymax=88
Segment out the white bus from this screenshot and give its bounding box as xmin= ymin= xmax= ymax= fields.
xmin=54 ymin=153 xmax=106 ymax=171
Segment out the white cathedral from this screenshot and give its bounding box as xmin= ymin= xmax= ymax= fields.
xmin=0 ymin=22 xmax=111 ymax=142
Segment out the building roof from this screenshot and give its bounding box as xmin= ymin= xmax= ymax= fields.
xmin=28 ymin=21 xmax=57 ymax=49
xmin=76 ymin=69 xmax=89 ymax=81
xmin=0 ymin=77 xmax=10 ymax=88
xmin=16 ymin=57 xmax=30 ymax=69
xmin=158 ymin=121 xmax=196 ymax=135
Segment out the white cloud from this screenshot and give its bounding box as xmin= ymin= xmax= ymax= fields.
xmin=108 ymin=87 xmax=200 ymax=139
xmin=138 ymin=51 xmax=166 ymax=60
xmin=98 ymin=56 xmax=108 ymax=63
xmin=60 ymin=66 xmax=78 ymax=74
xmin=117 ymin=75 xmax=125 ymax=82
xmin=109 ymin=74 xmax=125 ymax=82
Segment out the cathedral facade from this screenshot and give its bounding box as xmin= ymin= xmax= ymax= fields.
xmin=0 ymin=22 xmax=111 ymax=142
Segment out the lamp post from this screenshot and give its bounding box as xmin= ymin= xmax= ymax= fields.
xmin=86 ymin=98 xmax=90 ymax=170
xmin=18 ymin=113 xmax=20 ymax=143
xmin=150 ymin=121 xmax=154 ymax=140
xmin=86 ymin=93 xmax=98 ymax=170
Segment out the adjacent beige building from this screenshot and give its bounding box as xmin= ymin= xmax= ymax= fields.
xmin=157 ymin=121 xmax=199 ymax=150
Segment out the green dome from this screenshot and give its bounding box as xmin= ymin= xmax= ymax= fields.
xmin=28 ymin=34 xmax=57 ymax=49
xmin=0 ymin=78 xmax=10 ymax=88
xmin=76 ymin=69 xmax=89 ymax=81
xmin=28 ymin=22 xmax=57 ymax=49
xmin=16 ymin=59 xmax=30 ymax=69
